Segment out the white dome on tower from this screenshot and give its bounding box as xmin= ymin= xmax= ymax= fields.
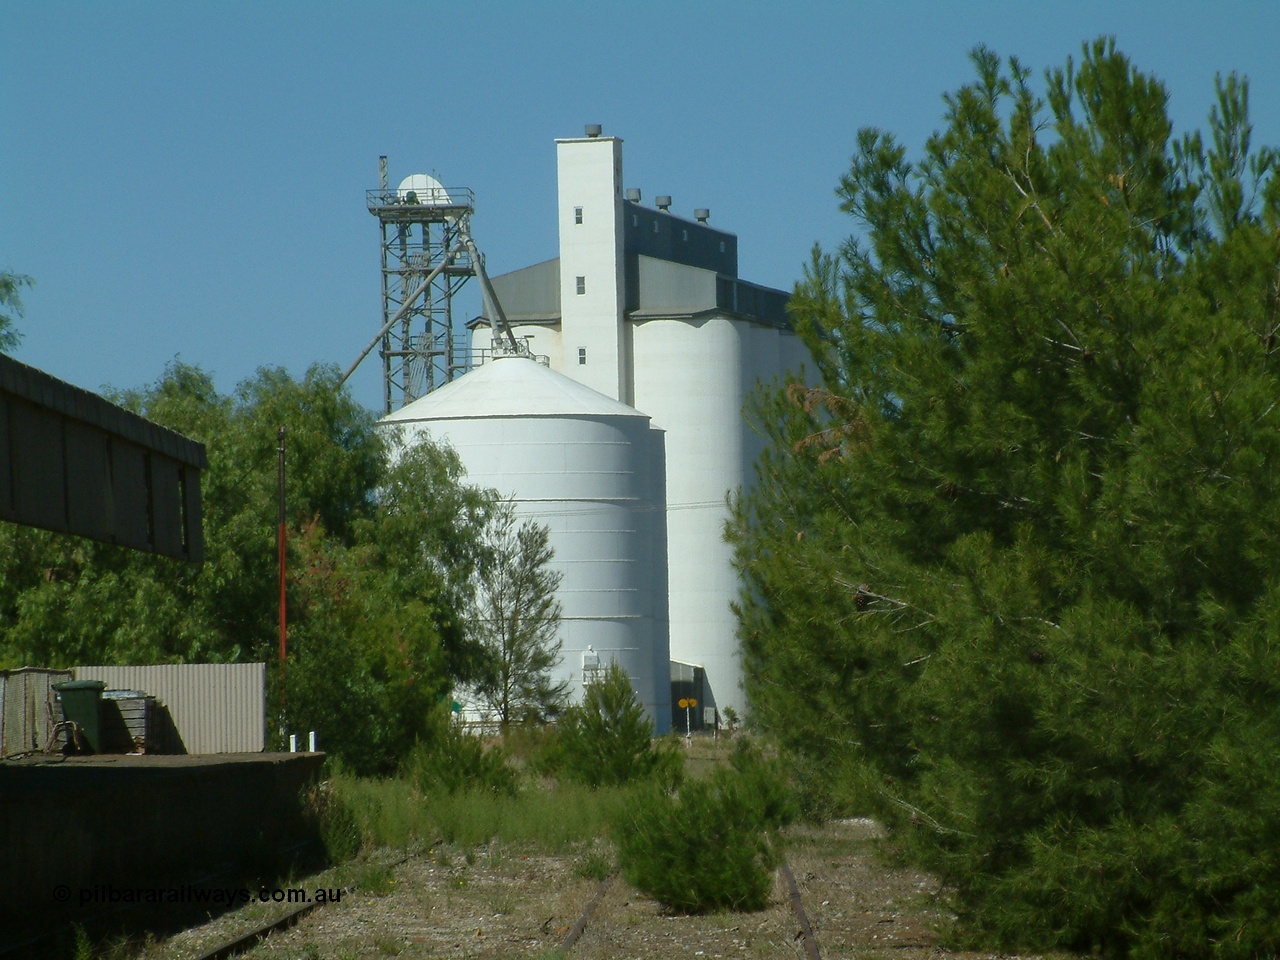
xmin=396 ymin=173 xmax=451 ymax=206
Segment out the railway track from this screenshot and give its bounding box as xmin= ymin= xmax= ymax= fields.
xmin=0 ymin=804 xmax=859 ymax=960
xmin=553 ymin=861 xmax=823 ymax=959
xmin=176 ymin=851 xmax=827 ymax=960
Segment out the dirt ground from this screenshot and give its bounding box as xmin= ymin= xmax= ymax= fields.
xmin=151 ymin=819 xmax=1060 ymax=960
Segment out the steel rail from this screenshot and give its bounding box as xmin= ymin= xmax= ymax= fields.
xmin=559 ymin=873 xmax=613 ymax=951
xmin=187 ymin=851 xmax=414 ymax=960
xmin=780 ymin=861 xmax=823 ymax=960
xmin=188 ymin=898 xmax=322 ymax=960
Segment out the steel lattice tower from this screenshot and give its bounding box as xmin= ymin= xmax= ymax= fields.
xmin=366 ymin=160 xmax=476 ymax=413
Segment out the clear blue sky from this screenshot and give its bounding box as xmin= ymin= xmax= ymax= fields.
xmin=4 ymin=1 xmax=1278 ymax=412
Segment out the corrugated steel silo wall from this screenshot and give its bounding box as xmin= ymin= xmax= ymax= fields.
xmin=419 ymin=414 xmax=672 ymax=730
xmin=74 ymin=663 xmax=266 ymax=753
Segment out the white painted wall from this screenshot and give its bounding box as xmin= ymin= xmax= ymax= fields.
xmin=557 ymin=136 xmax=628 ymax=402
xmin=507 ymin=322 xmax=564 ymax=370
xmin=469 ymin=132 xmax=815 ymax=723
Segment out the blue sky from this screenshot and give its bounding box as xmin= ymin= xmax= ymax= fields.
xmin=4 ymin=1 xmax=1278 ymax=412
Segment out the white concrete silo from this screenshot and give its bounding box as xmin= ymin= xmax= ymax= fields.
xmin=380 ymin=355 xmax=671 ymax=732
xmin=630 ymin=314 xmax=756 ymax=717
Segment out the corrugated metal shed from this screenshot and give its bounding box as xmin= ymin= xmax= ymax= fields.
xmin=75 ymin=663 xmax=266 ymax=753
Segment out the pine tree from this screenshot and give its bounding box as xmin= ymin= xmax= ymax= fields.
xmin=731 ymin=39 xmax=1280 ymax=958
xmin=551 ymin=663 xmax=678 ymax=787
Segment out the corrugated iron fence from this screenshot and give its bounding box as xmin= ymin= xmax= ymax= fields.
xmin=75 ymin=663 xmax=266 ymax=753
xmin=0 ymin=667 xmax=73 ymax=757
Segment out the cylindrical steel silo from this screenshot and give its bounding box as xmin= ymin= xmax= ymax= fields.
xmin=380 ymin=356 xmax=671 ymax=732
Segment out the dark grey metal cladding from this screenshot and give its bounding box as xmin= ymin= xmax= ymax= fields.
xmin=626 ymin=255 xmax=717 ymax=314
xmin=0 ymin=354 xmax=206 ymax=463
xmin=715 ymin=276 xmax=791 ymax=329
xmin=487 ymin=214 xmax=789 ymax=330
xmin=624 ymin=255 xmax=792 ymax=329
xmin=0 ymin=353 xmax=206 ymax=561
xmin=624 ymin=203 xmax=738 ymax=276
xmin=489 ymin=258 xmax=562 ymax=323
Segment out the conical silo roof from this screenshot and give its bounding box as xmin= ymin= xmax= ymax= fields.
xmin=381 ymin=356 xmax=648 ymax=423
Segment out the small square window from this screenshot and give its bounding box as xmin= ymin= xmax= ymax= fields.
xmin=576 ymin=276 xmax=586 ymax=295
xmin=578 ymin=348 xmax=587 ymax=365
xmin=574 ymin=206 xmax=583 ymax=225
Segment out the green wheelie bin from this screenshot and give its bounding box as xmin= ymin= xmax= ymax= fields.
xmin=53 ymin=679 xmax=107 ymax=753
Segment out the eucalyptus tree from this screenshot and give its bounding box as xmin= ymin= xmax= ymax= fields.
xmin=0 ymin=271 xmax=31 ymax=351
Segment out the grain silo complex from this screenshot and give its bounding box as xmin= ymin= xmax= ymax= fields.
xmin=370 ymin=127 xmax=809 ymax=729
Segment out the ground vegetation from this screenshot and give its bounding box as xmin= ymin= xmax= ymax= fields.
xmin=543 ymin=663 xmax=682 ymax=788
xmin=613 ymin=741 xmax=797 ymax=913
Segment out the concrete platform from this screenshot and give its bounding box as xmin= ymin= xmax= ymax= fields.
xmin=0 ymin=751 xmax=325 ymax=946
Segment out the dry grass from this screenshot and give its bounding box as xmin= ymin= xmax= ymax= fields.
xmin=145 ymin=817 xmax=1071 ymax=960
xmin=105 ymin=739 xmax=1076 ymax=959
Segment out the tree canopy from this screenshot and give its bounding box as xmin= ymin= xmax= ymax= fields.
xmin=0 ymin=360 xmax=500 ymax=774
xmin=0 ymin=272 xmax=32 ymax=352
xmin=731 ymin=39 xmax=1280 ymax=958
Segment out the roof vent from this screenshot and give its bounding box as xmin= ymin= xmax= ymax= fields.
xmin=694 ymin=208 xmax=710 ymax=223
xmin=584 ymin=124 xmax=602 ymax=138
xmin=625 ymin=188 xmax=641 ymax=202
xmin=655 ymin=195 xmax=672 ymax=211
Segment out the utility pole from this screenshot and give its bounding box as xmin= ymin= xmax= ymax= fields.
xmin=277 ymin=426 xmax=287 ymax=726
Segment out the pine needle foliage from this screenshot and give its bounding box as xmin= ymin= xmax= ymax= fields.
xmin=407 ymin=707 xmax=517 ymax=797
xmin=612 ymin=741 xmax=795 ymax=914
xmin=730 ymin=39 xmax=1280 ymax=959
xmin=546 ymin=663 xmax=682 ymax=788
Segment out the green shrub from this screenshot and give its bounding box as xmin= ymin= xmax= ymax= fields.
xmin=721 ymin=705 xmax=740 ymax=737
xmin=726 ymin=740 xmax=799 ymax=829
xmin=574 ymin=842 xmax=615 ymax=881
xmin=407 ymin=708 xmax=517 ymax=797
xmin=303 ymin=773 xmax=363 ymax=862
xmin=612 ymin=742 xmax=794 ymax=913
xmin=545 ymin=663 xmax=683 ymax=788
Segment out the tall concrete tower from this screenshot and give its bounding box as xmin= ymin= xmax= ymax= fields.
xmin=556 ymin=128 xmax=629 ymax=403
xmin=480 ymin=126 xmax=809 ymax=725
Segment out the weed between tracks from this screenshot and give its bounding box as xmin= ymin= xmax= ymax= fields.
xmin=336 ymin=770 xmax=637 ymax=851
